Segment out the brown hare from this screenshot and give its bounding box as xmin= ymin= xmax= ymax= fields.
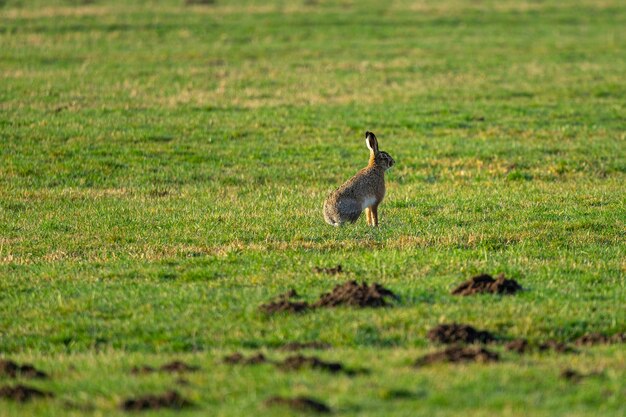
xmin=324 ymin=131 xmax=395 ymax=227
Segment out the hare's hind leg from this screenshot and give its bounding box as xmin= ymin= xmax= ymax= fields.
xmin=339 ymin=199 xmax=362 ymax=224
xmin=371 ymin=203 xmax=379 ymax=227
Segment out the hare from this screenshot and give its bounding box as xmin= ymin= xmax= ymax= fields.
xmin=324 ymin=131 xmax=395 ymax=227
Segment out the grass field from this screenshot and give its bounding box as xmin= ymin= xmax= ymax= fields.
xmin=1 ymin=0 xmax=625 ymax=415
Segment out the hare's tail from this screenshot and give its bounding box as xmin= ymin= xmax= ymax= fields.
xmin=325 ymin=216 xmax=341 ymax=227
xmin=323 ymin=204 xmax=341 ymax=226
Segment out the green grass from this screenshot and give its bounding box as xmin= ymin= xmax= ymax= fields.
xmin=1 ymin=0 xmax=625 ymax=415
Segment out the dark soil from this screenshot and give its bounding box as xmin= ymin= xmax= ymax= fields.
xmin=278 ymin=341 xmax=332 ymax=351
xmin=259 ymin=282 xmax=397 ymax=313
xmin=414 ymin=346 xmax=499 ymax=366
xmin=313 ymin=281 xmax=397 ymax=308
xmin=121 ymin=391 xmax=192 ymax=411
xmin=0 ymin=385 xmax=53 ymax=402
xmin=427 ymin=324 xmax=495 ymax=344
xmin=451 ymin=273 xmax=522 ymax=296
xmin=506 ymin=338 xmax=576 ymax=354
xmin=277 ymin=355 xmax=347 ymax=374
xmin=130 ymin=361 xmax=199 ymax=375
xmin=223 ymin=352 xmax=360 ymax=375
xmin=574 ymin=332 xmax=626 ymax=346
xmin=0 ymin=359 xmax=47 ymax=379
xmin=259 ymin=289 xmax=310 ymax=314
xmin=223 ymin=352 xmax=269 ymax=365
xmin=313 ymin=265 xmax=343 ymax=275
xmin=160 ymin=361 xmax=199 ymax=373
xmin=265 ymin=396 xmax=331 ymax=414
xmin=538 ymin=340 xmax=576 ymax=354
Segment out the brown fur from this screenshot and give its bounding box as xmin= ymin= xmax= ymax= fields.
xmin=323 ymin=131 xmax=394 ymax=227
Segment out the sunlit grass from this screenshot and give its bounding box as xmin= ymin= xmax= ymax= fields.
xmin=0 ymin=0 xmax=624 ymax=416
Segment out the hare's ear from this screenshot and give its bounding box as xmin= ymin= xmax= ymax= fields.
xmin=365 ymin=131 xmax=379 ymax=153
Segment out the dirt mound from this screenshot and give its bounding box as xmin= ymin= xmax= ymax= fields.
xmin=259 ymin=282 xmax=397 ymax=313
xmin=313 ymin=281 xmax=397 ymax=308
xmin=259 ymin=290 xmax=310 ymax=314
xmin=265 ymin=396 xmax=331 ymax=413
xmin=313 ymin=265 xmax=343 ymax=275
xmin=414 ymin=346 xmax=499 ymax=366
xmin=130 ymin=361 xmax=199 ymax=375
xmin=159 ymin=361 xmax=199 ymax=373
xmin=277 ymin=355 xmax=347 ymax=374
xmin=539 ymin=340 xmax=576 ymax=353
xmin=452 ymin=274 xmax=522 ymax=296
xmin=428 ymin=324 xmax=495 ymax=344
xmin=278 ymin=341 xmax=332 ymax=351
xmin=506 ymin=338 xmax=575 ymax=354
xmin=0 ymin=360 xmax=47 ymax=379
xmin=121 ymin=391 xmax=192 ymax=411
xmin=0 ymin=385 xmax=52 ymax=402
xmin=223 ymin=352 xmax=269 ymax=365
xmin=574 ymin=332 xmax=626 ymax=346
xmin=223 ymin=353 xmax=360 ymax=375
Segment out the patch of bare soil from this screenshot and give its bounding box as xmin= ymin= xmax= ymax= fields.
xmin=505 ymin=339 xmax=576 ymax=354
xmin=223 ymin=352 xmax=269 ymax=365
xmin=130 ymin=361 xmax=199 ymax=375
xmin=277 ymin=355 xmax=349 ymax=374
xmin=160 ymin=361 xmax=199 ymax=373
xmin=0 ymin=360 xmax=47 ymax=379
xmin=223 ymin=352 xmax=362 ymax=375
xmin=574 ymin=332 xmax=626 ymax=346
xmin=259 ymin=282 xmax=397 ymax=314
xmin=313 ymin=281 xmax=398 ymax=308
xmin=265 ymin=396 xmax=331 ymax=414
xmin=451 ymin=273 xmax=522 ymax=296
xmin=0 ymin=385 xmax=53 ymax=402
xmin=313 ymin=265 xmax=343 ymax=275
xmin=278 ymin=341 xmax=332 ymax=351
xmin=414 ymin=346 xmax=499 ymax=366
xmin=428 ymin=324 xmax=495 ymax=344
xmin=121 ymin=391 xmax=192 ymax=411
xmin=259 ymin=290 xmax=310 ymax=314
xmin=538 ymin=340 xmax=576 ymax=353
